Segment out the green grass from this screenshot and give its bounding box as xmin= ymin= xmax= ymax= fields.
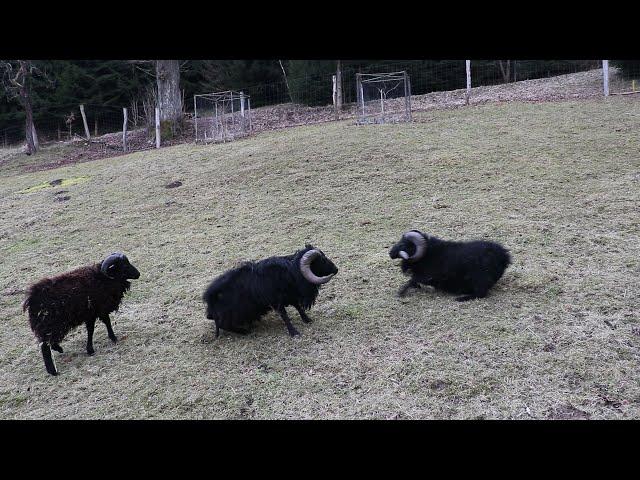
xmin=18 ymin=176 xmax=91 ymax=194
xmin=1 ymin=97 xmax=639 ymax=419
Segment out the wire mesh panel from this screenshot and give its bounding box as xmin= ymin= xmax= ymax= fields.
xmin=194 ymin=91 xmax=252 ymax=143
xmin=609 ymin=61 xmax=640 ymax=95
xmin=356 ymin=72 xmax=411 ymax=124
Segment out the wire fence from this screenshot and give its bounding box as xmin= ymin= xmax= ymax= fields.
xmin=234 ymin=60 xmax=602 ymax=110
xmin=194 ymin=91 xmax=252 ymax=143
xmin=609 ymin=61 xmax=640 ymax=95
xmin=1 ymin=60 xmax=621 ymax=159
xmin=1 ymin=102 xmax=155 ymax=150
xmin=356 ymin=71 xmax=412 ymax=124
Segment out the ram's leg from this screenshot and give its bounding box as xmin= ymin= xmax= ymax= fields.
xmin=40 ymin=342 xmax=58 ymax=376
xmin=85 ymin=319 xmax=96 ymax=356
xmin=51 ymin=343 xmax=64 ymax=353
xmin=276 ymin=307 xmax=300 ymax=337
xmin=100 ymin=314 xmax=118 ymax=343
xmin=294 ymin=304 xmax=312 ymax=323
xmin=398 ymin=278 xmax=421 ymax=297
xmin=455 ymin=276 xmax=489 ymax=302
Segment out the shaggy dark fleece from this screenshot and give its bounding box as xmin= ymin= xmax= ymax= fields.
xmin=23 ymin=253 xmax=140 ymax=375
xmin=389 ymin=230 xmax=511 ymax=301
xmin=203 ymin=244 xmax=338 ymax=337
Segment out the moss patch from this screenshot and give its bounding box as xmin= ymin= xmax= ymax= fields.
xmin=19 ymin=176 xmax=90 ymax=194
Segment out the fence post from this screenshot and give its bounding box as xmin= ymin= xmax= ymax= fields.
xmin=231 ymin=92 xmax=235 ymax=129
xmin=407 ymin=76 xmax=412 ymax=121
xmin=79 ymin=104 xmax=91 ymax=140
xmin=404 ymin=72 xmax=411 ymax=121
xmin=360 ymin=81 xmax=365 ymax=117
xmin=465 ymin=60 xmax=471 ymax=105
xmin=194 ymin=95 xmax=198 ymax=143
xmin=155 ymin=107 xmax=161 ymax=148
xmin=602 ymin=60 xmax=610 ymax=97
xmin=214 ymin=100 xmax=218 ymax=140
xmin=122 ymin=107 xmax=128 ymax=152
xmin=332 ymin=75 xmax=337 ymax=106
xmin=32 ymin=125 xmax=39 ymax=150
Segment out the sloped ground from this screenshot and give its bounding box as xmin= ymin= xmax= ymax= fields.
xmin=1 ymin=68 xmax=613 ymax=173
xmin=0 ymin=96 xmax=638 ymax=419
xmin=247 ymin=68 xmax=609 ymax=129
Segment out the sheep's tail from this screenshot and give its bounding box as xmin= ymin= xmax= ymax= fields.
xmin=494 ymin=245 xmax=512 ymax=282
xmin=23 ymin=281 xmax=47 ymax=313
xmin=22 ymin=293 xmax=32 ymax=313
xmin=40 ymin=342 xmax=58 ymax=376
xmin=23 ymin=285 xmax=46 ymax=335
xmin=503 ymin=248 xmax=512 ymax=268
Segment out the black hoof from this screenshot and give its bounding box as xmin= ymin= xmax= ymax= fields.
xmin=87 ymin=348 xmax=95 ymax=356
xmin=109 ymin=335 xmax=118 ymax=343
xmin=52 ymin=344 xmax=63 ymax=353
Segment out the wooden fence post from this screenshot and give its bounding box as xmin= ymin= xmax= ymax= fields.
xmin=194 ymin=95 xmax=198 ymax=143
xmin=32 ymin=125 xmax=39 ymax=150
xmin=404 ymin=73 xmax=411 ymax=121
xmin=602 ymin=60 xmax=610 ymax=97
xmin=155 ymin=107 xmax=161 ymax=148
xmin=465 ymin=60 xmax=471 ymax=105
xmin=332 ymin=75 xmax=337 ymax=106
xmin=122 ymin=107 xmax=128 ymax=152
xmin=79 ymin=104 xmax=91 ymax=140
xmin=332 ymin=75 xmax=338 ymax=120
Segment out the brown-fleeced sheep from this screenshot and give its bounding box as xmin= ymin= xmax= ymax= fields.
xmin=23 ymin=252 xmax=140 ymax=376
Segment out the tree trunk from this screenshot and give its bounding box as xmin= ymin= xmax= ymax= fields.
xmin=498 ymin=60 xmax=512 ymax=83
xmin=3 ymin=60 xmax=40 ymax=154
xmin=22 ymin=76 xmax=37 ymax=154
xmin=155 ymin=60 xmax=182 ymax=138
xmin=336 ymin=60 xmax=343 ymax=110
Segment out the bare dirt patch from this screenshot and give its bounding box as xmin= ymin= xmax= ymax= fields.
xmin=547 ymin=404 xmax=591 ymax=420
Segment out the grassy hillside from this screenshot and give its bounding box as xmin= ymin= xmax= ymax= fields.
xmin=1 ymin=96 xmax=639 ymax=419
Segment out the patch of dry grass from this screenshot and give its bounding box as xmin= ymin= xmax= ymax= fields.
xmin=0 ymin=96 xmax=639 ymax=419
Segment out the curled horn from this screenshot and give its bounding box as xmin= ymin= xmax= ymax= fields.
xmin=299 ymin=249 xmax=334 ymax=285
xmin=399 ymin=231 xmax=427 ymax=262
xmin=101 ymin=252 xmax=125 ymax=279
